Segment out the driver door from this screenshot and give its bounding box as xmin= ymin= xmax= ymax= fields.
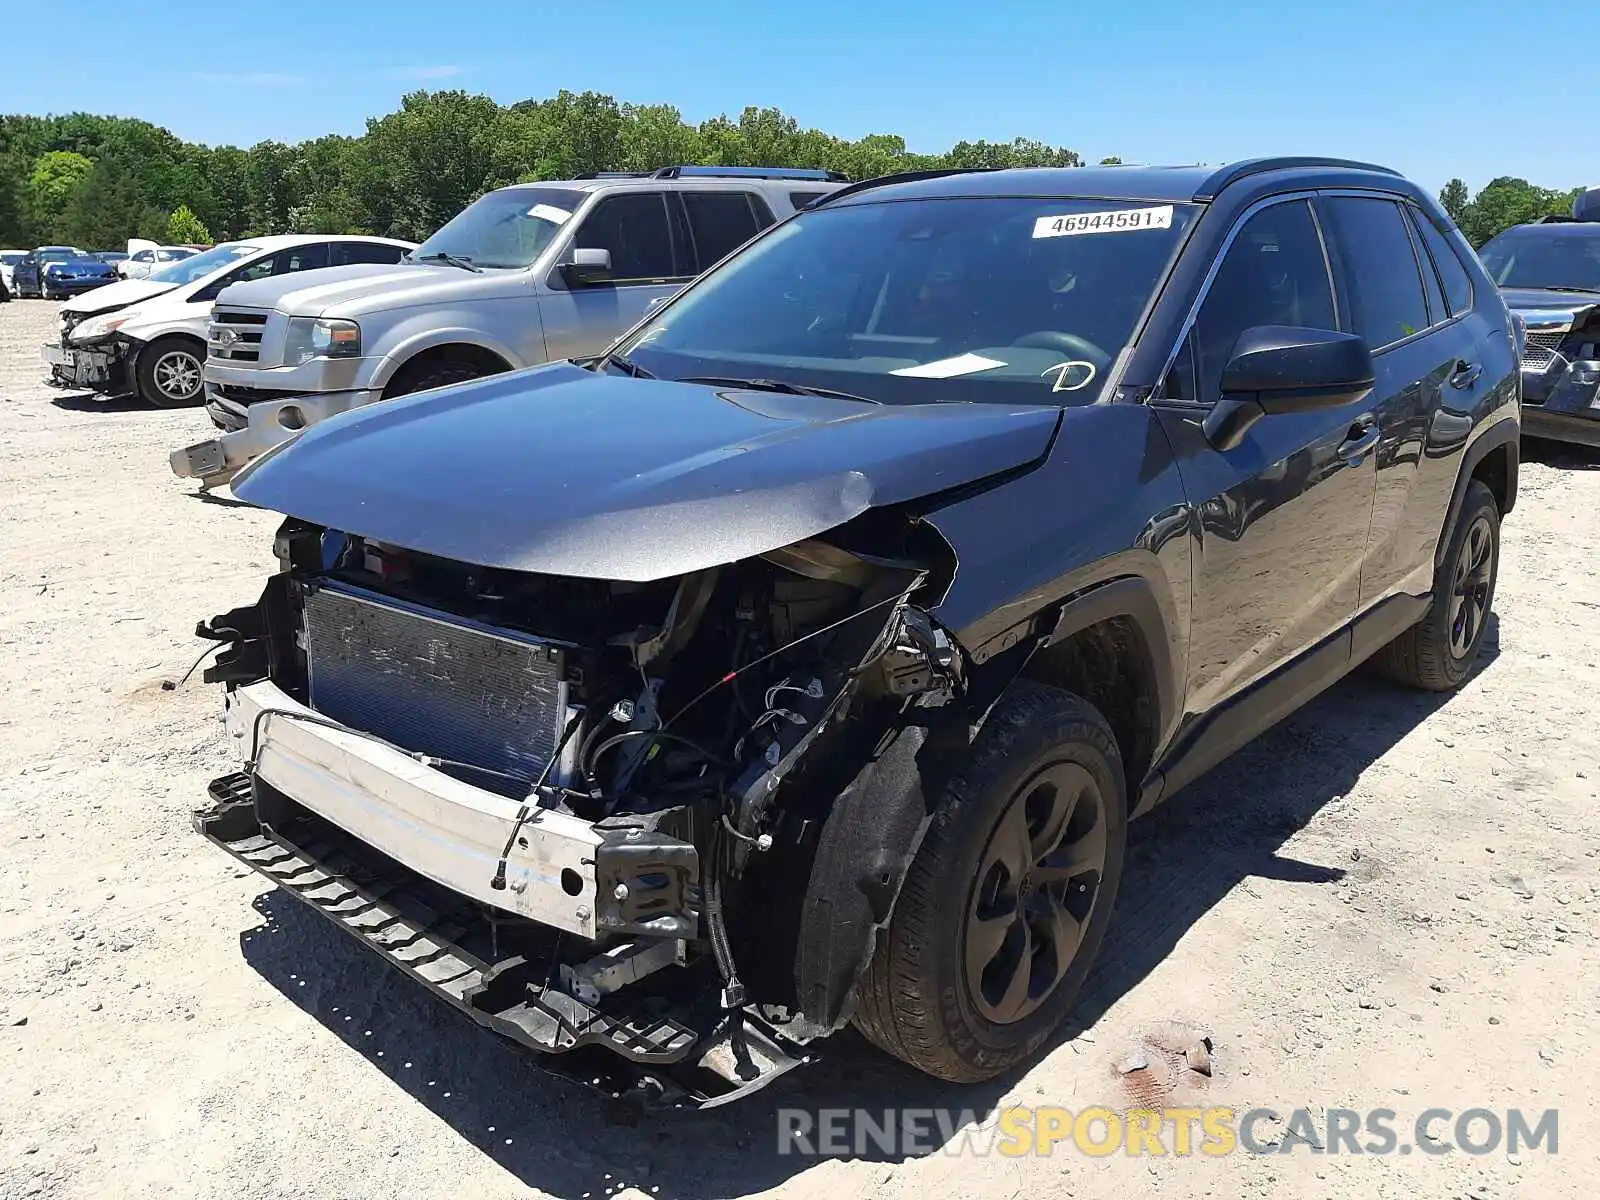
xmin=540 ymin=191 xmax=691 ymax=361
xmin=1153 ymin=196 xmax=1378 ymax=721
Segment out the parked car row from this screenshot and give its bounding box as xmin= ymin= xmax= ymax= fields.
xmin=7 ymin=246 xmax=120 ymax=299
xmin=44 ymin=235 xmax=414 ymax=406
xmin=170 ymin=157 xmax=1531 ymax=1107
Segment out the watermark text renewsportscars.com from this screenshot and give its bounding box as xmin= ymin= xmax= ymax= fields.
xmin=776 ymin=1106 xmax=1559 ymax=1159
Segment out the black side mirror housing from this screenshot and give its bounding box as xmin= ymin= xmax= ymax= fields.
xmin=1204 ymin=326 xmax=1374 ymax=450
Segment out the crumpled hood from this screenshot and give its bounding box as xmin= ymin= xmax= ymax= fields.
xmin=233 ymin=362 xmax=1061 ymax=580
xmin=1500 ymin=287 xmax=1600 ymax=326
xmin=61 ymin=277 xmax=176 ymax=316
xmin=219 ymin=262 xmax=445 ymax=316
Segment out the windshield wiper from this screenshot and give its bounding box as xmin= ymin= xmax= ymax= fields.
xmin=594 ymin=353 xmax=655 ymax=379
xmin=407 ymin=251 xmax=482 ymax=274
xmin=674 ymin=375 xmax=879 ymax=404
xmin=1527 ymin=285 xmax=1600 ymax=295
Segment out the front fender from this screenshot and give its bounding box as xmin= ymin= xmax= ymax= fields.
xmin=368 ymin=325 xmax=529 ymax=392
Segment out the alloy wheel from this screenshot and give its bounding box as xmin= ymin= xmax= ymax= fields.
xmin=153 ymin=350 xmax=202 ymax=403
xmin=964 ymin=762 xmax=1109 ymax=1025
xmin=1449 ymin=512 xmax=1494 ymax=659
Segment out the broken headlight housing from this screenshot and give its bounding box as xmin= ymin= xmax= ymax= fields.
xmin=283 ymin=317 xmax=362 ymax=365
xmin=68 ymin=313 xmax=129 ymax=343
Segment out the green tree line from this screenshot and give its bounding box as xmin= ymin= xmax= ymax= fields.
xmin=0 ymin=90 xmax=1083 ymax=249
xmin=0 ymin=90 xmax=1582 ymax=250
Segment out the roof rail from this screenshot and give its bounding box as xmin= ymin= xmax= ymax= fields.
xmin=573 ymin=171 xmax=653 ymax=180
xmin=1192 ymin=157 xmax=1402 ymax=201
xmin=807 ymin=167 xmax=1000 ymax=208
xmin=649 ymin=166 xmax=850 ymax=182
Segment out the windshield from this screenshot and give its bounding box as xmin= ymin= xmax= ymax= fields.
xmin=149 ymin=243 xmax=257 ymax=284
xmin=620 ymin=196 xmax=1197 ymax=405
xmin=1479 ymin=227 xmax=1600 ymax=293
xmin=411 ymin=187 xmax=585 ymax=269
xmin=38 ymin=249 xmax=79 ymax=262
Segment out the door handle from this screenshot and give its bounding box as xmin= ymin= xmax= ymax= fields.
xmin=1449 ymin=361 xmax=1483 ymax=390
xmin=1337 ymin=415 xmax=1379 ymax=462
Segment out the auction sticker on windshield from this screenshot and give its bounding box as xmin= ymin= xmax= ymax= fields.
xmin=1033 ymin=205 xmax=1174 ymax=239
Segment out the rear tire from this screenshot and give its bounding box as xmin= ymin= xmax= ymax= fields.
xmin=852 ymin=681 xmax=1127 ymax=1082
xmin=136 ymin=336 xmax=206 ymax=408
xmin=1372 ymin=479 xmax=1499 ymax=691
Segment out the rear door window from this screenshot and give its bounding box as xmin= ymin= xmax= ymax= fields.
xmin=789 ymin=190 xmax=829 ymax=210
xmin=680 ymin=192 xmax=767 ymax=270
xmin=279 ymin=243 xmax=331 ymax=274
xmin=331 ymin=241 xmax=407 ymax=266
xmin=1320 ymin=196 xmax=1430 ymax=349
xmin=574 ymin=192 xmax=678 ymax=282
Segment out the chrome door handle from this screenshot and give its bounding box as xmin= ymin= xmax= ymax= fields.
xmin=1449 ymin=361 xmax=1483 ymax=390
xmin=1337 ymin=416 xmax=1379 ymax=462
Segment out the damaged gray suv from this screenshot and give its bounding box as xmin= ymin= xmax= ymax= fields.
xmin=193 ymin=158 xmax=1519 ymax=1106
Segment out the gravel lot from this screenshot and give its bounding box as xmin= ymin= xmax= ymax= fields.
xmin=1 ymin=297 xmax=1596 ymax=1199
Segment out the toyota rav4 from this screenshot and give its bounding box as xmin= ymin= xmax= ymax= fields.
xmin=192 ymin=158 xmax=1518 ymax=1107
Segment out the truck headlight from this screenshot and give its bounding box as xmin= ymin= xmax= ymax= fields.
xmin=283 ymin=317 xmax=362 ymax=365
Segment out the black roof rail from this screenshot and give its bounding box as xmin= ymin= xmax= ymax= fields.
xmin=1192 ymin=157 xmax=1402 ymax=201
xmin=648 ymin=165 xmax=850 ymax=182
xmin=807 ymin=167 xmax=1001 ymax=208
xmin=1534 ymin=214 xmax=1582 ymax=224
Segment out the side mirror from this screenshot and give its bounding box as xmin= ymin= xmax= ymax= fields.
xmin=1204 ymin=326 xmax=1374 ymax=450
xmin=561 ymin=247 xmax=613 ymax=287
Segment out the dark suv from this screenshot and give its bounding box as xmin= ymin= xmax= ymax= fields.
xmin=1478 ymin=201 xmax=1600 ymax=446
xmin=193 ymin=158 xmax=1518 ymax=1106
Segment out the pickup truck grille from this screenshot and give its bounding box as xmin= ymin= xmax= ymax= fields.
xmin=208 ymin=309 xmax=269 ymax=364
xmin=302 ymin=585 xmax=570 ymax=787
xmin=1521 ymin=329 xmax=1566 ymax=370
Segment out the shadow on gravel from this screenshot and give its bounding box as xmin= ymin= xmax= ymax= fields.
xmin=1523 ymin=437 xmax=1600 ymax=470
xmin=184 ymin=490 xmax=255 ymax=510
xmin=49 ymin=392 xmax=149 ymax=413
xmin=237 ymin=621 xmax=1499 ymax=1198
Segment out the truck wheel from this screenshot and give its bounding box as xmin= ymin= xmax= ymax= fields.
xmin=382 ymin=355 xmax=495 ymax=400
xmin=136 ymin=336 xmax=206 ymax=408
xmin=853 ymin=681 xmax=1127 ymax=1082
xmin=1372 ymin=479 xmax=1500 ymax=691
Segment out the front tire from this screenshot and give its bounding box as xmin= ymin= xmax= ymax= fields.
xmin=136 ymin=336 xmax=206 ymax=408
xmin=1373 ymin=479 xmax=1500 ymax=691
xmin=853 ymin=681 xmax=1128 ymax=1082
xmin=381 ymin=355 xmax=496 ymax=400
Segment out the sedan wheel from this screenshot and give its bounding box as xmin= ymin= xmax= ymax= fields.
xmin=136 ymin=337 xmax=208 ymax=408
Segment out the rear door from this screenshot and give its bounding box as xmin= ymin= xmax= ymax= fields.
xmin=540 ymin=190 xmax=689 ymax=360
xmin=673 ymin=190 xmax=774 ymax=271
xmin=1154 ymin=196 xmax=1378 ymax=717
xmin=1317 ymin=194 xmax=1486 ymax=612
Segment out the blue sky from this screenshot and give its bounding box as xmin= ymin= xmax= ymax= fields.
xmin=3 ymin=0 xmax=1582 ymax=194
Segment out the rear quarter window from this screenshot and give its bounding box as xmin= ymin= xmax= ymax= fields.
xmin=1410 ymin=209 xmax=1475 ymax=317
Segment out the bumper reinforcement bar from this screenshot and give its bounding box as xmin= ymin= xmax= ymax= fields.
xmin=196 ymin=771 xmax=805 ymax=1108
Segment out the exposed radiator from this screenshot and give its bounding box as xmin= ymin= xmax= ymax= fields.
xmin=302 ymin=585 xmax=569 ymax=786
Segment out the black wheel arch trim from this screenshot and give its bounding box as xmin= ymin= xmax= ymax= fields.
xmin=1438 ymin=415 xmax=1518 ymax=573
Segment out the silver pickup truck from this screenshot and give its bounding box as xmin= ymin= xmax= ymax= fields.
xmin=170 ymin=167 xmax=844 ymax=489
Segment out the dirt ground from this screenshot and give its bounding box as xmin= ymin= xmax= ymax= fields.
xmin=1 ymin=297 xmax=1596 ymax=1199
